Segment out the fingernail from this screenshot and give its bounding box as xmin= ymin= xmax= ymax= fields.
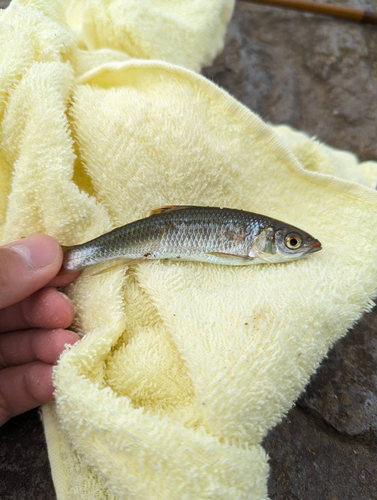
xmin=9 ymin=235 xmax=60 ymax=270
xmin=69 ymin=332 xmax=81 ymax=342
xmin=65 ymin=331 xmax=81 ymax=344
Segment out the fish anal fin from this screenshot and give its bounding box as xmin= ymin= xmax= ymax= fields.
xmin=89 ymin=258 xmax=140 ymax=277
xmin=150 ymin=205 xmax=193 ymax=216
xmin=207 ymin=252 xmax=253 ymax=265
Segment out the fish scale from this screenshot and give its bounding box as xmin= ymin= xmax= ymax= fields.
xmin=60 ymin=206 xmax=321 ymax=273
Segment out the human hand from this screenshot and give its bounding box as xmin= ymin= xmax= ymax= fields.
xmin=0 ymin=234 xmax=80 ymax=426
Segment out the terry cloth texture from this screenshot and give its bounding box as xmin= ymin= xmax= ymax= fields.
xmin=1 ymin=1 xmax=377 ymax=499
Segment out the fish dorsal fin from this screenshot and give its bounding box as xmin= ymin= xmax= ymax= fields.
xmin=150 ymin=205 xmax=193 ymax=216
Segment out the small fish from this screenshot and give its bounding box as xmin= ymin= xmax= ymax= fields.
xmin=60 ymin=205 xmax=322 ymax=273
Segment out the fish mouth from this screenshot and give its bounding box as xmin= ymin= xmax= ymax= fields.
xmin=307 ymin=239 xmax=322 ymax=254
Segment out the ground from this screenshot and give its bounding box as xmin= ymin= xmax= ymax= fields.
xmin=1 ymin=0 xmax=376 ymax=498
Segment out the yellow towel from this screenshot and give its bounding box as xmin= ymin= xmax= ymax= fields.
xmin=1 ymin=1 xmax=377 ymax=499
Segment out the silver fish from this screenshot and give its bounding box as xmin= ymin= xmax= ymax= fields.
xmin=60 ymin=205 xmax=322 ymax=273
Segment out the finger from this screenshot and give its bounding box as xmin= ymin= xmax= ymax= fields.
xmin=0 ymin=235 xmax=63 ymax=309
xmin=47 ymin=271 xmax=81 ymax=288
xmin=0 ymin=328 xmax=79 ymax=369
xmin=0 ymin=362 xmax=54 ymax=426
xmin=0 ymin=287 xmax=74 ymax=334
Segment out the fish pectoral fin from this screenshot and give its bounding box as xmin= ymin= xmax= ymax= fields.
xmin=150 ymin=205 xmax=193 ymax=216
xmin=207 ymin=252 xmax=254 ymax=265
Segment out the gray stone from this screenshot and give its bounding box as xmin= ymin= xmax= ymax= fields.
xmin=203 ymin=0 xmax=377 ymax=162
xmin=0 ymin=409 xmax=55 ymax=500
xmin=264 ymin=404 xmax=377 ymax=500
xmin=298 ymin=305 xmax=377 ymax=439
xmin=263 ymin=304 xmax=377 ymax=500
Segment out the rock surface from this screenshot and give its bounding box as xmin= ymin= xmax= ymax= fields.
xmin=204 ymin=0 xmax=377 ymax=162
xmin=1 ymin=0 xmax=377 ymax=499
xmin=0 ymin=410 xmax=56 ymax=500
xmin=264 ymin=306 xmax=377 ymax=500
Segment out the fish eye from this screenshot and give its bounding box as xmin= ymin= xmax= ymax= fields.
xmin=284 ymin=232 xmax=303 ymax=250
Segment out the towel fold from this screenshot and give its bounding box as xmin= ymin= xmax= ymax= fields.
xmin=1 ymin=1 xmax=376 ymax=499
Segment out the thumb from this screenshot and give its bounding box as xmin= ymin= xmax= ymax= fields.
xmin=0 ymin=234 xmax=63 ymax=309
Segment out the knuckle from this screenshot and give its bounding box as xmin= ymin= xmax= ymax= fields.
xmin=20 ymin=296 xmax=36 ymax=328
xmin=0 ymin=341 xmax=6 ymax=369
xmin=0 ymin=249 xmax=12 ymax=292
xmin=23 ymin=369 xmax=37 ymax=403
xmin=23 ymin=365 xmax=45 ymax=406
xmin=0 ymin=383 xmax=11 ymax=424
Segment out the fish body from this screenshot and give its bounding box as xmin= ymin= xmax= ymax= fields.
xmin=61 ymin=206 xmax=321 ymax=273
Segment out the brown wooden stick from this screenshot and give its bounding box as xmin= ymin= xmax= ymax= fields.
xmin=240 ymin=0 xmax=377 ymax=25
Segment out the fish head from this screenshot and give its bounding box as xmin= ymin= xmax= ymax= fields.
xmin=250 ymin=225 xmax=321 ymax=263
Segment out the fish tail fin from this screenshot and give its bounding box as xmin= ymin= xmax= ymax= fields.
xmin=57 ymin=245 xmax=74 ymax=275
xmin=58 ymin=245 xmax=88 ymax=275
